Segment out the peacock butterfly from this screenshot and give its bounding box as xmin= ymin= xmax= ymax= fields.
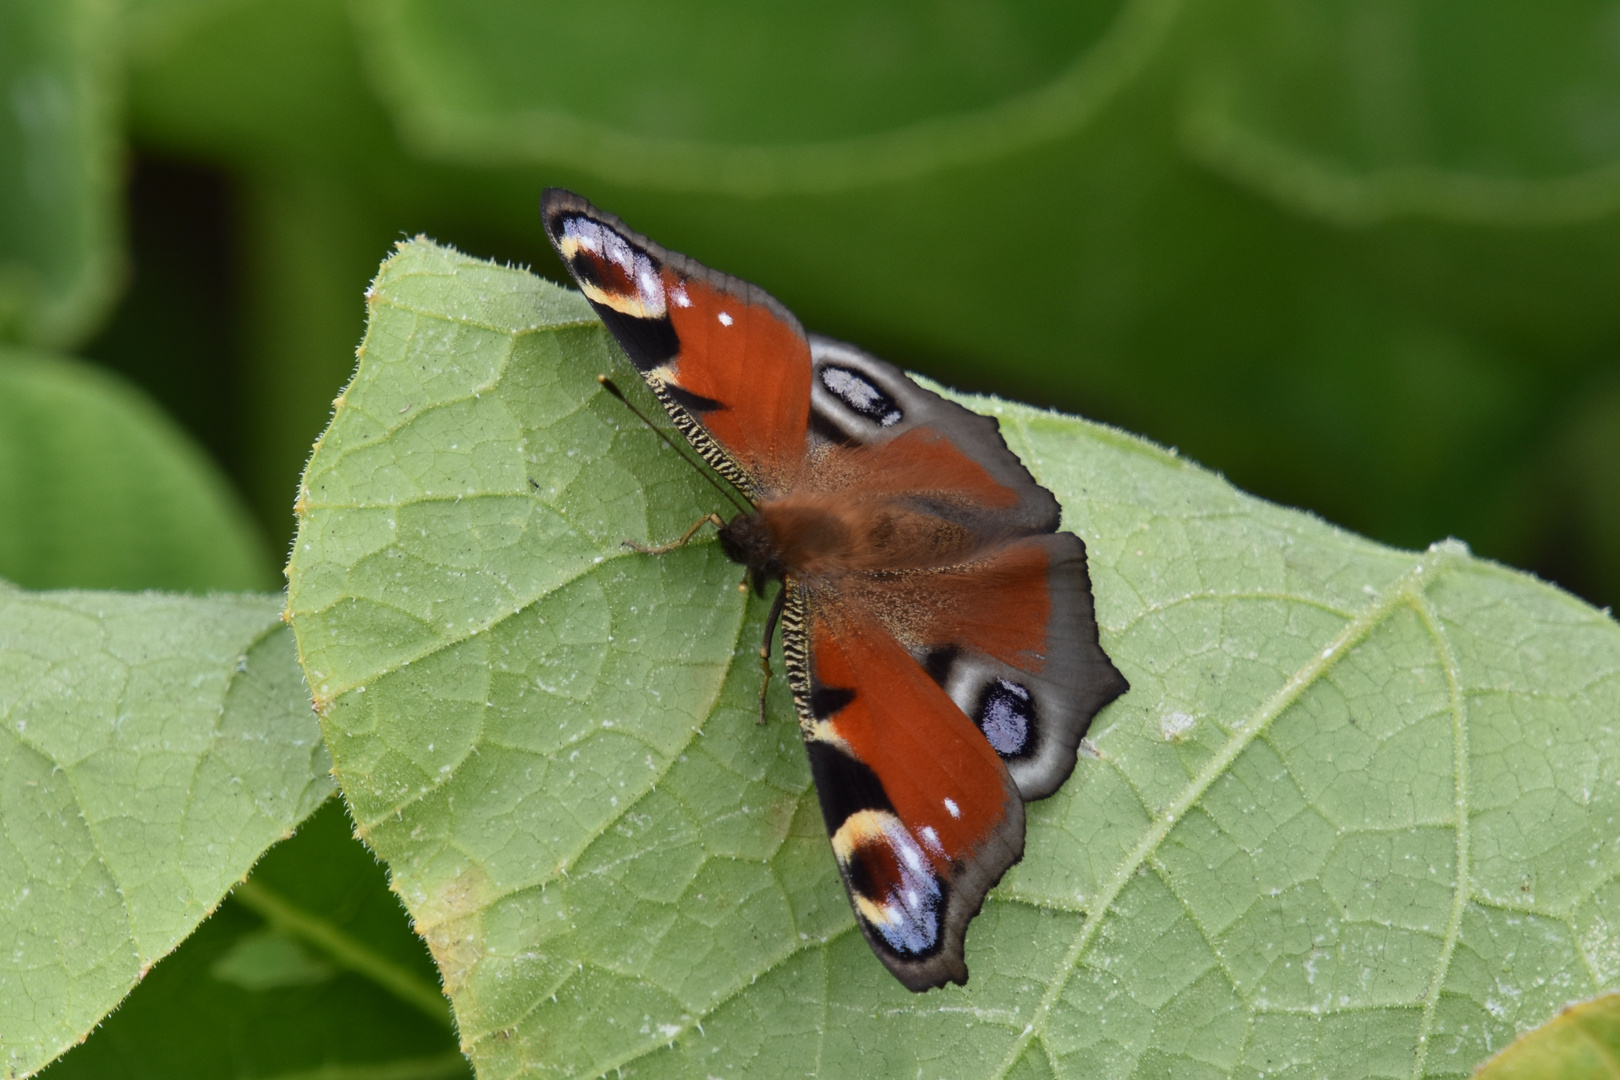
xmin=540 ymin=189 xmax=1128 ymax=992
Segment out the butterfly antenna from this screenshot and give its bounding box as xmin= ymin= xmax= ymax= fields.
xmin=597 ymin=376 xmax=753 ymax=515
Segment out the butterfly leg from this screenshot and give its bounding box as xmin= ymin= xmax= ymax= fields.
xmin=757 ymin=583 xmax=788 ymax=724
xmin=625 ymin=513 xmax=726 ymax=555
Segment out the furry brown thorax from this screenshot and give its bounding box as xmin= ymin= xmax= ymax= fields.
xmin=718 ymin=494 xmax=982 ymax=593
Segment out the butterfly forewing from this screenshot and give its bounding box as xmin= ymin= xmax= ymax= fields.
xmin=541 ymin=189 xmax=811 ymax=495
xmin=807 ymin=337 xmax=1060 ymax=535
xmin=790 ymin=595 xmax=1025 ymax=991
xmin=540 ymin=188 xmax=1129 ymax=992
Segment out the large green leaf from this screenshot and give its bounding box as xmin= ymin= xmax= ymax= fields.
xmin=122 ymin=0 xmax=1620 ymax=611
xmin=0 ymin=0 xmax=122 ymax=347
xmin=1184 ymin=0 xmax=1620 ymax=225
xmin=40 ymin=799 xmax=469 ymax=1080
xmin=287 ymin=239 xmax=1620 ymax=1077
xmin=350 ymin=0 xmax=1176 ymax=193
xmin=0 ymin=587 xmax=334 ymax=1078
xmin=0 ymin=347 xmax=271 ymax=592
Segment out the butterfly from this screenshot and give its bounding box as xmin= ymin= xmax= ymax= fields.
xmin=541 ymin=190 xmax=1128 ymax=991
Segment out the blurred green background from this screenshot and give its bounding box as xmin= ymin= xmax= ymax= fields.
xmin=5 ymin=1 xmax=1619 ymax=1073
xmin=6 ymin=0 xmax=1620 ymax=611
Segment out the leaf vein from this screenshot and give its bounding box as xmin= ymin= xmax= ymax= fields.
xmin=1408 ymin=583 xmax=1474 ymax=1080
xmin=990 ymin=543 xmax=1464 ymax=1080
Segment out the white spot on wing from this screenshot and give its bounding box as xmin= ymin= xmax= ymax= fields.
xmin=944 ymin=797 xmax=961 ymax=819
xmin=670 ymin=282 xmax=691 ymax=307
xmin=717 ymin=311 xmax=733 ymax=326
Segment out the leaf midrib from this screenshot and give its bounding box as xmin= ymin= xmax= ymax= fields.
xmin=1408 ymin=589 xmax=1472 ymax=1079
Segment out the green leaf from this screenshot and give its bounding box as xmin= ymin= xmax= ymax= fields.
xmin=0 ymin=587 xmax=334 ymax=1078
xmin=119 ymin=0 xmax=1620 ymax=613
xmin=287 ymin=239 xmax=1620 ymax=1077
xmin=349 ymin=0 xmax=1179 ymax=192
xmin=1472 ymin=990 xmax=1620 ymax=1080
xmin=0 ymin=347 xmax=272 ymax=592
xmin=1183 ymin=0 xmax=1620 ymax=225
xmin=40 ymin=799 xmax=469 ymax=1080
xmin=0 ymin=0 xmax=122 ymax=346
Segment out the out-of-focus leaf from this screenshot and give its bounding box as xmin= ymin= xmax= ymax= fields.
xmin=1539 ymin=376 xmax=1620 ymax=616
xmin=233 ymin=171 xmax=409 ymax=553
xmin=0 ymin=588 xmax=334 ymax=1078
xmin=1472 ymin=991 xmax=1620 ymax=1080
xmin=1184 ymin=0 xmax=1620 ymax=225
xmin=0 ymin=0 xmax=122 ymax=347
xmin=121 ymin=0 xmax=1620 ymax=610
xmin=124 ymin=0 xmax=531 ymax=548
xmin=350 ymin=0 xmax=1178 ymax=193
xmin=122 ymin=0 xmax=259 ymax=63
xmin=0 ymin=347 xmax=271 ymax=592
xmin=286 ymin=240 xmax=1620 ymax=1078
xmin=128 ymin=0 xmax=395 ymax=171
xmin=39 ymin=799 xmax=470 ymax=1080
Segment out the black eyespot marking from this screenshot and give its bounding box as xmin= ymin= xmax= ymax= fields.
xmin=820 ymin=365 xmax=902 ymax=427
xmin=810 ymin=409 xmax=858 ymax=446
xmin=806 ymin=741 xmax=893 ymax=834
xmin=591 ymin=303 xmax=679 ymax=371
xmin=811 ymin=684 xmax=855 ymax=719
xmin=842 ymin=846 xmax=882 ymax=906
xmin=921 ymin=646 xmax=959 ymax=687
xmin=663 ymin=383 xmax=724 ymax=414
xmin=977 ymin=678 xmax=1036 ymax=758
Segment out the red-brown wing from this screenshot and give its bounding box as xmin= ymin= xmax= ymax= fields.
xmin=852 ymin=532 xmax=1129 ymax=802
xmin=787 ymin=590 xmax=1025 ymax=991
xmin=541 ymin=189 xmax=810 ymax=496
xmin=806 ymin=336 xmax=1060 ymax=536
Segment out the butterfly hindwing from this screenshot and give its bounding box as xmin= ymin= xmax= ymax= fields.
xmin=785 ymin=589 xmax=1025 ymax=991
xmin=541 ymin=189 xmax=813 ymax=496
xmin=915 ymin=533 xmax=1127 ymax=800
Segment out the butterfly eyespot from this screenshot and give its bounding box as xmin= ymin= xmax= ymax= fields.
xmin=976 ymin=678 xmax=1037 ymax=758
xmin=819 ymin=364 xmax=903 ymax=427
xmin=835 ymin=810 xmax=945 ymax=958
xmin=559 ymin=217 xmax=667 ymax=319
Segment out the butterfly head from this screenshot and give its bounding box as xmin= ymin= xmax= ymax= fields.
xmin=716 ymin=513 xmax=784 ymax=594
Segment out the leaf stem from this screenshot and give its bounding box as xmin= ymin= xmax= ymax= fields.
xmin=232 ymin=878 xmax=453 ymax=1028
